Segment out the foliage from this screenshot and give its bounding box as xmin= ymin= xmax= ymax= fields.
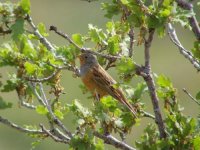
xmin=0 ymin=0 xmax=200 ymax=150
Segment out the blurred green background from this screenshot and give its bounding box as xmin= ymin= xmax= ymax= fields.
xmin=0 ymin=0 xmax=199 ymax=150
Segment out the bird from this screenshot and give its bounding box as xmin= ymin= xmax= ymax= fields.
xmin=78 ymin=52 xmax=137 ymax=117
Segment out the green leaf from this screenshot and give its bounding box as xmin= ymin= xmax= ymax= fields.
xmin=37 ymin=23 xmax=49 ymax=37
xmin=24 ymin=62 xmax=38 ymax=75
xmin=72 ymin=33 xmax=84 ymax=47
xmin=157 ymin=74 xmax=172 ymax=88
xmin=54 ymin=109 xmax=64 ymax=120
xmin=193 ymin=136 xmax=200 ymax=150
xmin=71 ymin=99 xmax=91 ymax=117
xmin=21 ymin=36 xmax=37 ymax=59
xmin=196 ymin=91 xmax=200 ymax=100
xmin=101 ymin=2 xmax=120 ymax=19
xmin=95 ymin=139 xmax=104 ymax=150
xmin=133 ymin=83 xmax=147 ymax=100
xmin=116 ymin=57 xmax=136 ymax=74
xmin=36 ymin=105 xmax=48 ymax=115
xmin=157 ymin=26 xmax=166 ymax=38
xmin=191 ymin=41 xmax=200 ymax=60
xmin=120 ymin=0 xmax=129 ymax=5
xmin=1 ymin=74 xmax=19 ymax=92
xmin=107 ymin=35 xmax=120 ymax=55
xmin=10 ymin=18 xmax=24 ymax=41
xmin=19 ymin=0 xmax=30 ymax=14
xmin=101 ymin=96 xmax=117 ymax=111
xmin=88 ymin=24 xmax=106 ymax=44
xmin=159 ymin=9 xmax=171 ymax=17
xmin=0 ymin=97 xmax=12 ymax=109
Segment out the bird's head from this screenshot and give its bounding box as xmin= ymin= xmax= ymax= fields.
xmin=78 ymin=52 xmax=98 ymax=66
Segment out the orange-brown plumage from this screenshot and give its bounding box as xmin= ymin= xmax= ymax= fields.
xmin=79 ymin=52 xmax=137 ymax=117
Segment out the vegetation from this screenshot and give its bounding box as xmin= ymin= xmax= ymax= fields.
xmin=0 ymin=0 xmax=200 ymax=149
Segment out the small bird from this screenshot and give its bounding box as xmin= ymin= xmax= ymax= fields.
xmin=79 ymin=52 xmax=137 ymax=117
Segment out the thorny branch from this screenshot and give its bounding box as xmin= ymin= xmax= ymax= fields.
xmin=167 ymin=23 xmax=200 ymax=71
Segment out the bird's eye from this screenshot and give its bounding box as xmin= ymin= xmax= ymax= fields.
xmin=85 ymin=56 xmax=88 ymax=59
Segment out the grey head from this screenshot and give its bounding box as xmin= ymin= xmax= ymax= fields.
xmin=79 ymin=52 xmax=98 ymax=76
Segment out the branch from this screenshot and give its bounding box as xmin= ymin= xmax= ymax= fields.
xmin=94 ymin=132 xmax=136 ymax=150
xmin=141 ymin=110 xmax=155 ymax=119
xmin=128 ymin=27 xmax=135 ymax=57
xmin=26 ymin=15 xmax=56 ymax=54
xmin=40 ymin=124 xmax=69 ymax=144
xmin=24 ymin=70 xmax=61 ymax=83
xmin=21 ymin=101 xmax=36 ymax=109
xmin=183 ymin=88 xmax=200 ymax=106
xmin=176 ymin=0 xmax=200 ymax=40
xmin=167 ymin=23 xmax=200 ymax=71
xmin=142 ymin=29 xmax=167 ymax=139
xmin=0 ymin=116 xmax=43 ymax=134
xmin=38 ymin=83 xmax=73 ymax=138
xmin=49 ymin=25 xmax=119 ymax=60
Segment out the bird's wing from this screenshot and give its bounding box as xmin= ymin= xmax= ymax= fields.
xmin=91 ymin=65 xmax=137 ymax=117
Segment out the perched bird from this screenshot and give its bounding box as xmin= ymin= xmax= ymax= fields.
xmin=79 ymin=52 xmax=137 ymax=117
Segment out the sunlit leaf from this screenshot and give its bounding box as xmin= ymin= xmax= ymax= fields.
xmin=36 ymin=105 xmax=48 ymax=115
xmin=19 ymin=0 xmax=30 ymax=14
xmin=37 ymin=23 xmax=49 ymax=37
xmin=72 ymin=33 xmax=84 ymax=47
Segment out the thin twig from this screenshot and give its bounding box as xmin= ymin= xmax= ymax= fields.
xmin=49 ymin=26 xmax=119 ymax=60
xmin=29 ymin=82 xmax=46 ymax=106
xmin=0 ymin=116 xmax=43 ymax=134
xmin=21 ymin=101 xmax=36 ymax=109
xmin=40 ymin=124 xmax=69 ymax=144
xmin=183 ymin=88 xmax=200 ymax=105
xmin=94 ymin=132 xmax=136 ymax=150
xmin=25 ymin=70 xmax=61 ymax=83
xmin=141 ymin=110 xmax=155 ymax=119
xmin=167 ymin=23 xmax=200 ymax=71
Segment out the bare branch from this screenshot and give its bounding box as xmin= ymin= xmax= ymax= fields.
xmin=167 ymin=23 xmax=200 ymax=71
xmin=49 ymin=25 xmax=119 ymax=60
xmin=176 ymin=0 xmax=200 ymax=40
xmin=183 ymin=88 xmax=200 ymax=106
xmin=21 ymin=101 xmax=36 ymax=109
xmin=29 ymin=82 xmax=46 ymax=106
xmin=40 ymin=124 xmax=69 ymax=144
xmin=0 ymin=116 xmax=43 ymax=134
xmin=94 ymin=132 xmax=136 ymax=150
xmin=141 ymin=110 xmax=155 ymax=119
xmin=24 ymin=70 xmax=61 ymax=83
xmin=143 ymin=29 xmax=167 ymax=139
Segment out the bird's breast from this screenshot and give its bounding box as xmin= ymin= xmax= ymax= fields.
xmin=81 ymin=68 xmax=108 ymax=98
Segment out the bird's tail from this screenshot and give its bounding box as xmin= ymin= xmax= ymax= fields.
xmin=121 ymin=97 xmax=137 ymax=118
